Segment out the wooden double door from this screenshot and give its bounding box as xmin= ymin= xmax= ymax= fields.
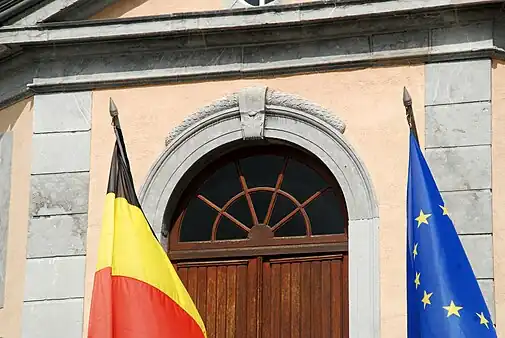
xmin=175 ymin=253 xmax=348 ymax=338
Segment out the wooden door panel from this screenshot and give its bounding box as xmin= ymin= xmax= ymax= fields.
xmin=262 ymin=254 xmax=347 ymax=338
xmin=175 ymin=259 xmax=259 ymax=338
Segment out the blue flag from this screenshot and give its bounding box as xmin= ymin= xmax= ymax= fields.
xmin=407 ymin=132 xmax=496 ymax=337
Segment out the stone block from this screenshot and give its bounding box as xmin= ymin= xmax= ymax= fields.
xmin=425 ymin=59 xmax=491 ymax=105
xmin=441 ymin=190 xmax=492 ymax=235
xmin=24 ymin=256 xmax=85 ymax=301
xmin=478 ymin=279 xmax=495 ymax=320
xmin=0 ymin=132 xmax=12 ymax=308
xmin=33 ymin=92 xmax=92 ymax=133
xmin=426 ymin=102 xmax=491 ymax=148
xmin=22 ymin=298 xmax=83 ymax=338
xmin=372 ymin=30 xmax=428 ymax=54
xmin=27 ymin=214 xmax=87 ymax=258
xmin=460 ymin=234 xmax=493 ymax=279
xmin=31 ymin=132 xmax=90 ymax=174
xmin=31 ymin=172 xmax=89 ymax=216
xmin=431 ymin=21 xmax=493 ymax=53
xmin=243 ymin=36 xmax=370 ymax=66
xmin=426 ymin=146 xmax=491 ymax=191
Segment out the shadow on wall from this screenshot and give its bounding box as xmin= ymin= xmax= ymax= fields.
xmin=0 ymin=100 xmax=31 ymax=133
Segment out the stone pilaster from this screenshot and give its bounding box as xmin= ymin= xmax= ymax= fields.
xmin=0 ymin=132 xmax=13 ymax=309
xmin=425 ymin=58 xmax=494 ymax=317
xmin=22 ymin=92 xmax=91 ymax=338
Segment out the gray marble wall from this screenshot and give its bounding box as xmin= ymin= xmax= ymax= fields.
xmin=22 ymin=92 xmax=91 ymax=338
xmin=425 ymin=58 xmax=494 ymax=317
xmin=0 ymin=132 xmax=13 ymax=309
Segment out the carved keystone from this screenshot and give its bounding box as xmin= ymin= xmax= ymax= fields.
xmin=238 ymin=86 xmax=267 ymax=140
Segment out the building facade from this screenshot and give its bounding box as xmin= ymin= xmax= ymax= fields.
xmin=0 ymin=0 xmax=504 ymax=337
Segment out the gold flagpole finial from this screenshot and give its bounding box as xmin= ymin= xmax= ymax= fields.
xmin=109 ymin=98 xmax=120 ymax=128
xmin=403 ymin=87 xmax=419 ymax=143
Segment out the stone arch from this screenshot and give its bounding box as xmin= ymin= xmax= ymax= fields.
xmin=139 ymin=86 xmax=380 ymax=338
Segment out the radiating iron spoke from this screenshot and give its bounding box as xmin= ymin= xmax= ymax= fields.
xmin=197 ymin=195 xmax=251 ymax=233
xmin=235 ymin=161 xmax=259 ymax=226
xmin=271 ymin=187 xmax=330 ymax=233
xmin=264 ymin=157 xmax=289 ymax=225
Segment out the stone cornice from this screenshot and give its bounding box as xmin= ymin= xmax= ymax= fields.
xmin=0 ymin=0 xmax=503 ymax=108
xmin=0 ymin=0 xmax=503 ymax=45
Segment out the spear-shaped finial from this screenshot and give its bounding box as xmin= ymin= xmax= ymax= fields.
xmin=403 ymin=86 xmax=419 ymax=143
xmin=109 ymin=98 xmax=120 ymax=128
xmin=403 ymin=87 xmax=412 ymax=107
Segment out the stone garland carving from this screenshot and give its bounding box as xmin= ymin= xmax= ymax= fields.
xmin=165 ymin=87 xmax=346 ymax=146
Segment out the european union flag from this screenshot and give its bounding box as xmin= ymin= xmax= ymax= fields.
xmin=407 ymin=132 xmax=496 ymax=337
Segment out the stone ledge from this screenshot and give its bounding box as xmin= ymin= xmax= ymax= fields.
xmin=0 ymin=4 xmax=503 ymax=108
xmin=0 ymin=0 xmax=502 ymax=45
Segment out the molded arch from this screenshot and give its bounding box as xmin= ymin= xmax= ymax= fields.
xmin=138 ymin=86 xmax=380 ymax=338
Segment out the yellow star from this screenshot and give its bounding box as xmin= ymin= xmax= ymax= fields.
xmin=413 ymin=243 xmax=419 ymax=259
xmin=415 ymin=210 xmax=432 ymax=228
xmin=443 ymin=301 xmax=463 ymax=317
xmin=476 ymin=312 xmax=490 ymax=329
xmin=414 ymin=272 xmax=421 ymax=289
xmin=421 ymin=290 xmax=433 ymax=309
xmin=440 ymin=205 xmax=449 ymax=216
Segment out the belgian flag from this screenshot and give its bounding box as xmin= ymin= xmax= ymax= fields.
xmin=87 ymin=100 xmax=206 ymax=338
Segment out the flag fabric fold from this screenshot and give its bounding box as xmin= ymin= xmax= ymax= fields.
xmin=88 ymin=124 xmax=207 ymax=338
xmin=407 ymin=132 xmax=496 ymax=337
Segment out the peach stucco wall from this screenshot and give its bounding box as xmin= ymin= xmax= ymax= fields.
xmin=492 ymin=60 xmax=505 ymax=338
xmin=0 ymin=99 xmax=33 ymax=338
xmin=92 ymin=0 xmax=313 ymax=19
xmin=84 ymin=66 xmax=425 ymax=337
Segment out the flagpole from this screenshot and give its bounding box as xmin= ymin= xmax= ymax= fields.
xmin=403 ymin=87 xmax=419 ymax=143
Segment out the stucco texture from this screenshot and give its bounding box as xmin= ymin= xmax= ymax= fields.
xmin=0 ymin=98 xmax=33 ymax=338
xmin=84 ymin=65 xmax=425 ymax=337
xmin=91 ymin=0 xmax=315 ymax=19
xmin=492 ymin=60 xmax=505 ymax=338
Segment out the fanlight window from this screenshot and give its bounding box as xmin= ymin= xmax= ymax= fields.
xmin=171 ymin=146 xmax=348 ymax=246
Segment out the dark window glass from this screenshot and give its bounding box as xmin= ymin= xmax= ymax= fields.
xmin=250 ymin=191 xmax=273 ymax=224
xmin=268 ymin=195 xmax=297 ymax=228
xmin=306 ymin=190 xmax=346 ymax=235
xmin=226 ymin=197 xmax=253 ymax=227
xmin=198 ymin=162 xmax=241 ymax=208
xmin=180 ymin=197 xmax=217 ymax=242
xmin=239 ymin=155 xmax=284 ymax=188
xmin=281 ymin=159 xmax=327 ymax=202
xmin=216 ymin=217 xmax=248 ymax=240
xmin=175 ymin=146 xmax=347 ymax=243
xmin=274 ymin=212 xmax=306 ymax=237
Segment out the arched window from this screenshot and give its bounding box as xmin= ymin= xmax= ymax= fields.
xmin=169 ymin=144 xmax=348 ymax=256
